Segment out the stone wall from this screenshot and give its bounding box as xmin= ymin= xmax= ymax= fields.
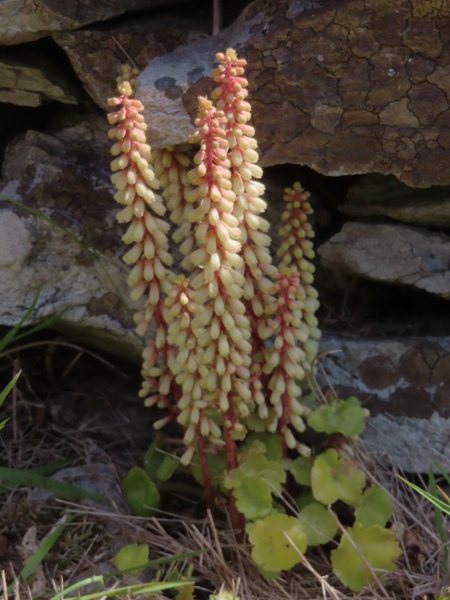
xmin=1 ymin=0 xmax=450 ymax=470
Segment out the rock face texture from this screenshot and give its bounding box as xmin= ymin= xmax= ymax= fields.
xmin=0 ymin=0 xmax=187 ymax=44
xmin=1 ymin=0 xmax=450 ymax=471
xmin=340 ymin=175 xmax=450 ymax=229
xmin=0 ymin=116 xmax=141 ymax=360
xmin=138 ymin=0 xmax=450 ymax=187
xmin=0 ymin=45 xmax=79 ymax=106
xmin=53 ymin=6 xmax=210 ymax=109
xmin=318 ymin=223 xmax=450 ymax=298
xmin=320 ymin=334 xmax=450 ymax=472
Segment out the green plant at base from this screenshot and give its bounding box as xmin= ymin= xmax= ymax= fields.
xmin=122 ymin=466 xmax=161 ymax=516
xmin=249 ymin=513 xmax=307 ymax=573
xmin=114 ymin=543 xmax=149 ymax=575
xmin=307 ymin=395 xmax=368 ymax=438
xmin=355 ymin=484 xmax=393 ymax=528
xmin=331 ymin=522 xmax=400 ymax=592
xmin=399 ymin=472 xmax=450 ymax=517
xmin=7 ymin=573 xmax=191 ymax=600
xmin=298 ymin=502 xmax=338 ymax=546
xmin=311 ymin=448 xmax=366 ymax=506
xmin=0 ymin=371 xmax=20 ymax=431
xmin=206 ymin=397 xmax=399 ymax=590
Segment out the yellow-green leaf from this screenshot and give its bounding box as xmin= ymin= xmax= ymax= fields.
xmin=114 ymin=543 xmax=149 ymax=575
xmin=299 ymin=503 xmax=338 ymax=546
xmin=249 ymin=513 xmax=307 ymax=572
xmin=311 ymin=449 xmax=365 ymax=507
xmin=331 ymin=522 xmax=401 ymax=592
xmin=355 ymin=485 xmax=393 ymax=528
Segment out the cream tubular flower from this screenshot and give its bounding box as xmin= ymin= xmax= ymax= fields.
xmin=263 ymin=269 xmax=311 ymax=457
xmin=187 ymin=96 xmax=253 ymax=429
xmin=278 ymin=182 xmax=321 ymax=371
xmin=107 ymin=69 xmax=176 ymax=415
xmin=152 ymin=147 xmax=195 ymax=271
xmin=165 ymin=274 xmax=222 ymax=464
xmin=212 ymin=48 xmax=277 ymax=409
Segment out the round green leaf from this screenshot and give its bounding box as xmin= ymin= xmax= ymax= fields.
xmin=331 ymin=522 xmax=401 ymax=592
xmin=249 ymin=513 xmax=307 ymax=572
xmin=143 ymin=438 xmax=165 ymax=480
xmin=311 ymin=449 xmax=365 ymax=506
xmin=355 ymin=485 xmax=393 ymax=528
xmin=156 ymin=455 xmax=179 ymax=482
xmin=299 ymin=502 xmax=339 ymax=546
xmin=244 ymin=432 xmax=283 ymax=461
xmin=123 ymin=467 xmax=160 ymax=516
xmin=224 ymin=453 xmax=286 ymax=494
xmin=297 ymin=490 xmax=316 ymax=509
xmin=290 ymin=456 xmax=314 ymax=486
xmin=307 ymin=397 xmax=369 ymax=439
xmin=114 ymin=543 xmax=149 ymax=575
xmin=234 ymin=476 xmax=274 ymax=520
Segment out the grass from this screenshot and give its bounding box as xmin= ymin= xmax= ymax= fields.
xmin=1 ymin=335 xmax=450 ymax=600
xmin=0 ymin=303 xmax=449 ymax=599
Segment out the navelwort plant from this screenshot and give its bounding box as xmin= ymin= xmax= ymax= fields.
xmin=107 ymin=53 xmax=401 ymax=592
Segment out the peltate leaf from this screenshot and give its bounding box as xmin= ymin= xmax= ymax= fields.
xmin=210 ymin=591 xmax=241 ymax=600
xmin=114 ymin=543 xmax=149 ymax=575
xmin=233 ymin=476 xmax=274 ymax=520
xmin=290 ymin=456 xmax=314 ymax=486
xmin=299 ymin=502 xmax=339 ymax=546
xmin=331 ymin=522 xmax=401 ymax=592
xmin=123 ymin=467 xmax=160 ymax=516
xmin=156 ymin=455 xmax=179 ymax=482
xmin=224 ymin=452 xmax=286 ymax=495
xmin=307 ymin=397 xmax=369 ymax=439
xmin=355 ymin=485 xmax=393 ymax=528
xmin=249 ymin=514 xmax=307 ymax=572
xmin=244 ymin=432 xmax=283 ymax=461
xmin=143 ymin=438 xmax=165 ymax=480
xmin=297 ymin=490 xmax=316 ymax=509
xmin=311 ymin=449 xmax=365 ymax=506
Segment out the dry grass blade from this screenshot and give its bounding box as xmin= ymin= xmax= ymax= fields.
xmin=1 ymin=337 xmax=446 ymax=600
xmin=282 ymin=532 xmax=343 ymax=600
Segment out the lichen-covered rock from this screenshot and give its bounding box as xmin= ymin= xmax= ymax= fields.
xmin=0 ymin=0 xmax=188 ymax=45
xmin=317 ymin=223 xmax=450 ymax=298
xmin=139 ymin=0 xmax=450 ymax=186
xmin=53 ymin=6 xmax=210 ymax=109
xmin=0 ymin=113 xmax=142 ymax=360
xmin=320 ymin=333 xmax=450 ymax=472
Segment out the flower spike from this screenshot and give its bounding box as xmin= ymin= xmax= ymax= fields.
xmin=107 ymin=67 xmax=177 ymax=418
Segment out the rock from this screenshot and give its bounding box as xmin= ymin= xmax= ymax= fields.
xmin=0 ymin=45 xmax=79 ymax=106
xmin=138 ymin=0 xmax=450 ymax=186
xmin=319 ymin=333 xmax=450 ymax=472
xmin=0 ymin=112 xmax=142 ymax=360
xmin=0 ymin=211 xmax=31 ymax=269
xmin=339 ymin=174 xmax=450 ymax=230
xmin=138 ymin=35 xmax=221 ymax=148
xmin=29 ymin=463 xmax=127 ymax=508
xmin=54 ymin=6 xmax=210 ymax=110
xmin=0 ymin=0 xmax=189 ymax=45
xmin=317 ymin=222 xmax=450 ymax=298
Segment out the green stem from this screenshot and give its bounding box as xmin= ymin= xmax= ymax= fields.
xmin=198 ymin=431 xmax=216 ymax=518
